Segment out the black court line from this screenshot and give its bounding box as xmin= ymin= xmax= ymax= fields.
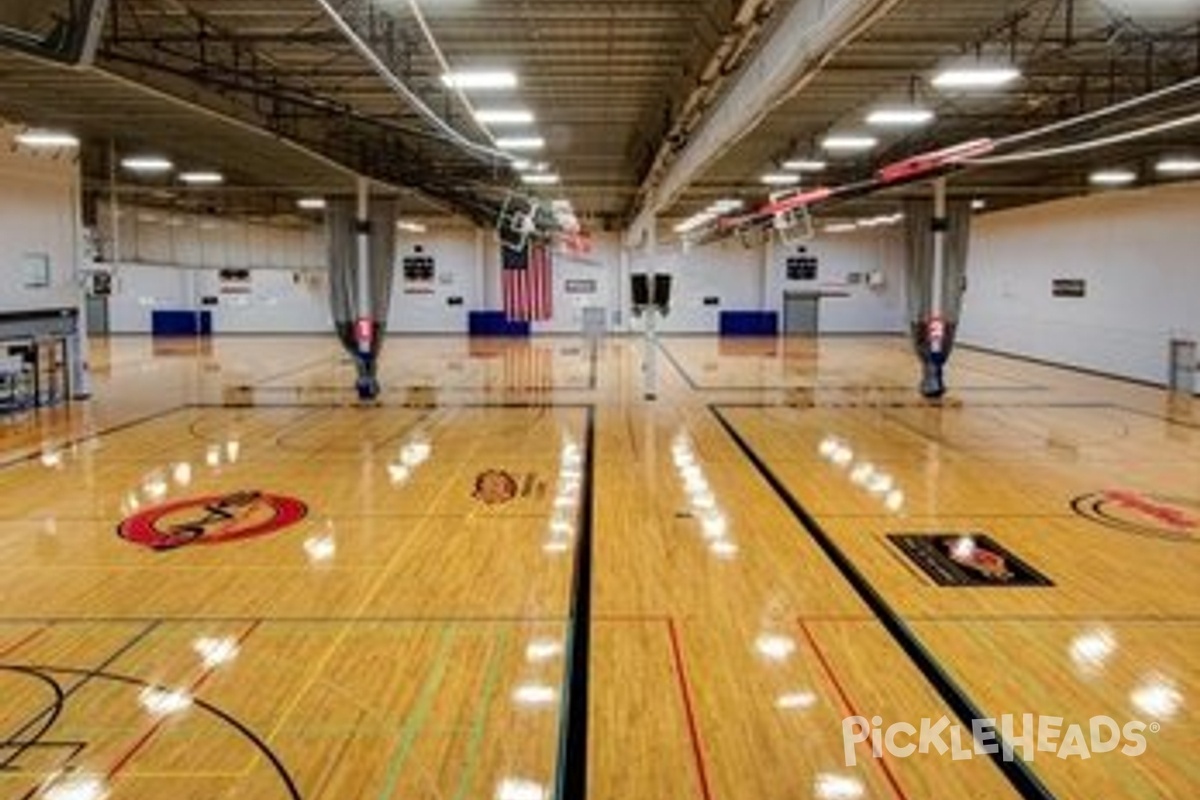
xmin=710 ymin=406 xmax=1056 ymax=800
xmin=245 ymin=353 xmax=343 ymax=389
xmin=556 ymin=406 xmax=596 ymax=800
xmin=0 ymin=405 xmax=191 ymax=471
xmin=19 ymin=666 xmax=301 ymax=799
xmin=0 ymin=622 xmax=158 ymax=771
xmin=657 ymin=338 xmax=1047 ymax=393
xmin=0 ymin=616 xmax=573 ymax=625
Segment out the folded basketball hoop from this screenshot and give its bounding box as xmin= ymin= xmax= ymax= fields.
xmin=769 ymin=189 xmax=815 ymax=245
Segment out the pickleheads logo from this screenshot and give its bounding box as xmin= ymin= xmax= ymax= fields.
xmin=842 ymin=715 xmax=1153 ymax=766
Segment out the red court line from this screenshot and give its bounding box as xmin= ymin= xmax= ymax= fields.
xmin=107 ymin=620 xmax=261 ymax=781
xmin=666 ymin=618 xmax=715 ymax=800
xmin=797 ymin=620 xmax=907 ymax=800
xmin=0 ymin=626 xmax=48 ymax=659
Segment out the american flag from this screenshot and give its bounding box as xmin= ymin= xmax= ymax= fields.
xmin=502 ymin=242 xmax=553 ymax=322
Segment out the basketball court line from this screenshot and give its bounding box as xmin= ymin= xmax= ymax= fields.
xmin=655 ymin=339 xmax=1047 ymax=393
xmin=796 ymin=621 xmax=908 ymax=800
xmin=0 ymin=623 xmax=159 ymax=773
xmin=0 ymin=405 xmax=192 ymax=471
xmin=665 ymin=618 xmax=714 ymax=800
xmin=709 ymin=405 xmax=1056 ymax=800
xmin=244 ymin=340 xmax=600 ymax=394
xmin=555 ymin=406 xmax=596 ymax=800
xmin=104 ymin=621 xmax=262 ymax=782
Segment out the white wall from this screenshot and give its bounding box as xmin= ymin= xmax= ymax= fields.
xmin=99 ymin=206 xmax=331 ymax=334
xmin=95 ymin=206 xmax=908 ymax=336
xmin=960 ymin=182 xmax=1200 ymax=385
xmin=766 ymin=228 xmax=906 ymax=333
xmin=0 ymin=127 xmax=83 ymax=313
xmin=392 ymin=226 xmax=483 ymax=333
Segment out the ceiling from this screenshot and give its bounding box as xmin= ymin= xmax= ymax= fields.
xmin=0 ymin=0 xmax=1197 ymax=234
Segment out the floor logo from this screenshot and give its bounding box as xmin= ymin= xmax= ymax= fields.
xmin=1071 ymin=490 xmax=1199 ymax=542
xmin=472 ymin=470 xmax=543 ymax=506
xmin=118 ymin=491 xmax=308 ymax=551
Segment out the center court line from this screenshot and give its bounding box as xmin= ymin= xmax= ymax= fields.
xmin=711 ymin=406 xmax=1056 ymax=800
xmin=797 ymin=621 xmax=907 ymax=800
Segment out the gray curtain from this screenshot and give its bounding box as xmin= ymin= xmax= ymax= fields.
xmin=327 ymin=196 xmax=396 ymax=395
xmin=903 ymin=196 xmax=972 ymax=397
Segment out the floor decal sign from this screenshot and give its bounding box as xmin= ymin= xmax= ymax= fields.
xmin=889 ymin=533 xmax=1055 ymax=587
xmin=118 ymin=491 xmax=308 ymax=551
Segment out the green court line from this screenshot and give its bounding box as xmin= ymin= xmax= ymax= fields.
xmin=453 ymin=628 xmax=510 ymax=800
xmin=377 ymin=626 xmax=457 ymax=800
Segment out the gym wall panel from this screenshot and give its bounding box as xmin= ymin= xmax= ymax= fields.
xmin=960 ymin=181 xmax=1200 ymax=385
xmin=0 ymin=128 xmax=82 ymax=314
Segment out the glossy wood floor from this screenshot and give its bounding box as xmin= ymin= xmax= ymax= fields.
xmin=0 ymin=334 xmax=1195 ymax=799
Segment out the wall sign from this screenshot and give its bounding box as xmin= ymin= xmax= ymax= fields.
xmin=219 ymin=268 xmax=252 ymax=294
xmin=402 ymin=249 xmax=436 ymax=294
xmin=786 ymin=248 xmax=819 ymax=281
xmin=1052 ymin=278 xmax=1086 ymax=298
xmin=565 ymin=279 xmax=597 ymax=295
xmin=22 ymin=253 xmax=51 ymax=288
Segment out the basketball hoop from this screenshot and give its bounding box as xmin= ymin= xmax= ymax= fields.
xmin=497 ymin=192 xmax=540 ymax=252
xmin=769 ymin=189 xmax=814 ymax=245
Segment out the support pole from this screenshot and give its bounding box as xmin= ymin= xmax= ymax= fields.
xmin=930 ymin=178 xmax=947 ymax=358
xmin=355 ymin=176 xmax=372 ymax=353
xmin=644 ymin=221 xmax=659 ymax=401
xmin=353 ymin=176 xmax=378 ymax=399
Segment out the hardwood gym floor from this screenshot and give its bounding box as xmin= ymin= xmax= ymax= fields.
xmin=0 ymin=335 xmax=1195 ymax=799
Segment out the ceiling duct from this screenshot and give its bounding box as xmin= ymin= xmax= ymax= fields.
xmin=630 ymin=0 xmax=904 ymax=239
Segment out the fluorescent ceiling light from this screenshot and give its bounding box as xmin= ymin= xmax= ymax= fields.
xmin=497 ymin=136 xmax=545 ymax=151
xmin=1156 ymin=157 xmax=1200 ymax=175
xmin=475 ymin=109 xmax=535 ymax=125
xmin=521 ymin=173 xmax=560 ymax=185
xmin=674 ymin=211 xmax=717 ymax=234
xmin=122 ymin=156 xmax=174 ymax=173
xmin=180 ymin=171 xmax=224 ymax=185
xmin=971 ymin=198 xmax=987 ymax=211
xmin=761 ymin=173 xmax=801 ymax=186
xmin=866 ymin=108 xmax=935 ymax=126
xmin=509 ymin=159 xmax=533 ymax=170
xmin=782 ymin=159 xmax=826 ymax=172
xmin=441 ymin=71 xmax=518 ymax=90
xmin=823 ymin=223 xmax=858 ymax=234
xmin=397 ymin=220 xmax=428 ymax=234
xmin=297 ymin=197 xmax=327 ymax=210
xmin=709 ymin=199 xmax=744 ymax=213
xmin=1090 ymin=169 xmax=1136 ymax=186
xmin=932 ymin=66 xmax=1021 ymax=89
xmin=822 ymin=135 xmax=878 ymax=152
xmin=15 ymin=130 xmax=79 ymax=148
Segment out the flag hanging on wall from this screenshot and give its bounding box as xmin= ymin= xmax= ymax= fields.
xmin=502 ymin=242 xmax=553 ymax=322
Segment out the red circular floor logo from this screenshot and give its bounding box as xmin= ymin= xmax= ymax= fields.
xmin=1071 ymin=490 xmax=1199 ymax=543
xmin=118 ymin=491 xmax=308 ymax=551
